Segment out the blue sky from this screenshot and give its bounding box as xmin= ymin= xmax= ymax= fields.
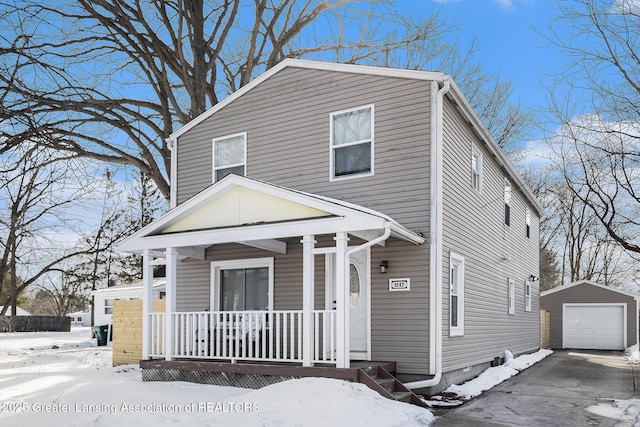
xmin=418 ymin=0 xmax=566 ymax=138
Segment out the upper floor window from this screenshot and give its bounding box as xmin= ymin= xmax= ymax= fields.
xmin=471 ymin=144 xmax=482 ymax=192
xmin=525 ymin=207 xmax=531 ymax=238
xmin=213 ymin=132 xmax=246 ymax=182
xmin=330 ymin=105 xmax=374 ymax=180
xmin=504 ymin=179 xmax=512 ymax=226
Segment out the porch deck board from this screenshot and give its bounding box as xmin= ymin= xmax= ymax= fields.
xmin=140 ymin=359 xmax=397 ymax=382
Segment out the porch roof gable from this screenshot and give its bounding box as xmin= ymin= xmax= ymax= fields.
xmin=119 ymin=175 xmax=425 ymax=253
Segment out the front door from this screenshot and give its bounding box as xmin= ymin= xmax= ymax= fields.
xmin=326 ymin=249 xmax=370 ymax=360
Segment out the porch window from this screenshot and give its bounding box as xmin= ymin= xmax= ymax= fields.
xmin=213 ymin=132 xmax=246 ymax=182
xmin=220 ymin=267 xmax=269 ymax=311
xmin=211 ymin=258 xmax=274 ymax=311
xmin=449 ymin=252 xmax=465 ymax=337
xmin=330 ymin=105 xmax=374 ymax=180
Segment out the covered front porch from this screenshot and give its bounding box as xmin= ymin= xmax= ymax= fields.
xmin=119 ymin=175 xmax=424 ymax=370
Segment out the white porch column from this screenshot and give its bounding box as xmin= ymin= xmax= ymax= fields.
xmin=164 ymin=247 xmax=178 ymax=361
xmin=141 ymin=250 xmax=154 ymax=360
xmin=301 ymin=235 xmax=316 ymax=367
xmin=334 ymin=232 xmax=349 ymax=368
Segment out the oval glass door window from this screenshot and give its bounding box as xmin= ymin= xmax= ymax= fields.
xmin=349 ymin=263 xmax=360 ymax=311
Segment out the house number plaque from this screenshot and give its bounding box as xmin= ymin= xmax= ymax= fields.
xmin=389 ymin=278 xmax=410 ymax=292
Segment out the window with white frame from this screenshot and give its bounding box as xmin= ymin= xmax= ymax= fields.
xmin=449 ymin=252 xmax=465 ymax=337
xmin=330 ymin=105 xmax=374 ymax=180
xmin=524 ymin=280 xmax=532 ymax=312
xmin=508 ymin=278 xmax=515 ymax=315
xmin=212 ymin=132 xmax=246 ymax=182
xmin=504 ymin=179 xmax=512 ymax=226
xmin=104 ymin=299 xmax=114 ymax=315
xmin=525 ymin=207 xmax=531 ymax=238
xmin=471 ymin=144 xmax=482 ymax=192
xmin=211 ymin=258 xmax=273 ymax=311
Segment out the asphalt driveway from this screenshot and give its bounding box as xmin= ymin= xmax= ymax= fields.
xmin=432 ymin=350 xmax=640 ymax=426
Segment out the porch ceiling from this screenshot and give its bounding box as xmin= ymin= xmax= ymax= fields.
xmin=118 ymin=175 xmax=425 ymax=254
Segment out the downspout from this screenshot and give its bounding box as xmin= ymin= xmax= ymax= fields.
xmin=404 ymin=78 xmax=450 ymax=390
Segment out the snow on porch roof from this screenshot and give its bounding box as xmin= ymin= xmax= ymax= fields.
xmin=118 ymin=175 xmax=425 ymax=253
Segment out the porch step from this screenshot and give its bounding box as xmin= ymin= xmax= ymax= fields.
xmin=357 ymin=365 xmax=429 ymax=409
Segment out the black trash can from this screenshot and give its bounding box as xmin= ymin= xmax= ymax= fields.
xmin=93 ymin=325 xmax=109 ymax=346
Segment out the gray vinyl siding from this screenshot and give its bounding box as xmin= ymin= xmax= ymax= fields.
xmin=174 ymin=66 xmax=433 ymax=374
xmin=440 ymin=98 xmax=540 ymax=372
xmin=540 ymin=284 xmax=638 ymax=349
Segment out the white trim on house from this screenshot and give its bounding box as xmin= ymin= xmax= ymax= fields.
xmin=210 ymin=257 xmax=275 ymax=312
xmin=508 ymin=278 xmax=516 ymax=315
xmin=212 ymin=131 xmax=247 ymax=183
xmin=541 ymin=279 xmax=639 ymax=299
xmin=329 ymin=104 xmax=375 ymax=181
xmin=449 ymin=252 xmax=465 ymax=337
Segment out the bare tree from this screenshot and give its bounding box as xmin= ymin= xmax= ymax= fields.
xmin=0 ymin=145 xmax=97 ymax=315
xmin=0 ymin=0 xmax=532 ymax=201
xmin=542 ymin=0 xmax=640 ymax=255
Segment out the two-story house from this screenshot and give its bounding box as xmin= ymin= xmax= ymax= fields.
xmin=119 ymin=59 xmax=544 ymax=395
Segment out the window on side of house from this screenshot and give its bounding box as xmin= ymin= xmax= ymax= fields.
xmin=525 ymin=280 xmax=532 ymax=312
xmin=508 ymin=278 xmax=516 ymax=315
xmin=104 ymin=299 xmax=114 ymax=315
xmin=471 ymin=143 xmax=482 ymax=192
xmin=525 ymin=207 xmax=531 ymax=238
xmin=212 ymin=132 xmax=246 ymax=182
xmin=330 ymin=105 xmax=374 ymax=180
xmin=504 ymin=179 xmax=512 ymax=226
xmin=449 ymin=252 xmax=465 ymax=337
xmin=211 ymin=258 xmax=274 ymax=312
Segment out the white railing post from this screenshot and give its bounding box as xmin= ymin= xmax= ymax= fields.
xmin=334 ymin=232 xmax=349 ymax=368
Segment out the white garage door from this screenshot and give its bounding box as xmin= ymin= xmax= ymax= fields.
xmin=563 ymin=304 xmax=626 ymax=350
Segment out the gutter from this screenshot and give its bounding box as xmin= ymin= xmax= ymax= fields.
xmin=404 ymin=78 xmax=450 ymax=390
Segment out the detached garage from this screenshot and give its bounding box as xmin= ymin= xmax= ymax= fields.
xmin=541 ymin=280 xmax=638 ymax=350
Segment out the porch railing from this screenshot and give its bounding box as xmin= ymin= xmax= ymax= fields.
xmin=149 ymin=310 xmax=337 ymax=365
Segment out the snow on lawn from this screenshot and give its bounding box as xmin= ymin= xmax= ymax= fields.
xmin=423 ymin=349 xmax=553 ymax=407
xmin=624 ymin=344 xmax=640 ymax=364
xmin=0 ymin=328 xmax=433 ymax=426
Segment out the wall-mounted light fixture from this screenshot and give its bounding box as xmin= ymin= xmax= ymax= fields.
xmin=529 ymin=275 xmax=539 ymax=282
xmin=379 ymin=260 xmax=389 ymax=274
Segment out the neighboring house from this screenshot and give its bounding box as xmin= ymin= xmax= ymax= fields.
xmin=91 ymin=279 xmax=166 ymax=327
xmin=67 ymin=309 xmax=92 ymax=327
xmin=119 ymin=59 xmax=544 ymax=394
xmin=541 ymin=280 xmax=638 ymax=350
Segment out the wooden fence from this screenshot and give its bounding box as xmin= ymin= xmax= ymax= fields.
xmin=112 ymin=299 xmax=165 ymax=366
xmin=0 ymin=316 xmax=71 ymax=332
xmin=540 ymin=310 xmax=551 ymax=349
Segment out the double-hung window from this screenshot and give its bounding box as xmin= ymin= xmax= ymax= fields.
xmin=524 ymin=280 xmax=532 ymax=312
xmin=525 ymin=208 xmax=531 ymax=238
xmin=213 ymin=132 xmax=246 ymax=182
xmin=504 ymin=179 xmax=512 ymax=226
xmin=471 ymin=144 xmax=482 ymax=192
xmin=508 ymin=278 xmax=516 ymax=315
xmin=211 ymin=258 xmax=273 ymax=312
xmin=104 ymin=299 xmax=114 ymax=315
xmin=330 ymin=105 xmax=374 ymax=180
xmin=449 ymin=252 xmax=465 ymax=337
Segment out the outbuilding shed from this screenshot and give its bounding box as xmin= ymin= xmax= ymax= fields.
xmin=541 ymin=280 xmax=638 ymax=351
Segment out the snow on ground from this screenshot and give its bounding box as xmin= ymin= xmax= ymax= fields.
xmin=423 ymin=349 xmax=553 ymax=407
xmin=0 ymin=328 xmax=433 ymax=426
xmin=625 ymin=344 xmax=640 ymax=364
